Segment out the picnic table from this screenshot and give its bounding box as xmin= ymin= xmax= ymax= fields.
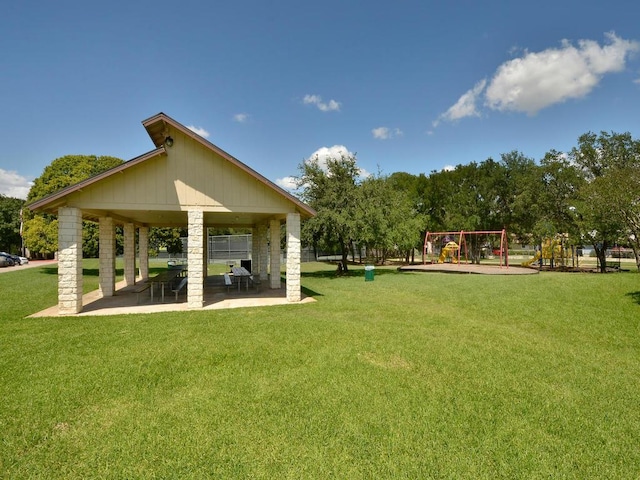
xmin=231 ymin=266 xmax=252 ymax=292
xmin=150 ymin=268 xmax=185 ymax=302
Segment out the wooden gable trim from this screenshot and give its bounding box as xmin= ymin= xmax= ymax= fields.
xmin=28 ymin=147 xmax=167 ymax=212
xmin=142 ymin=112 xmax=316 ymax=218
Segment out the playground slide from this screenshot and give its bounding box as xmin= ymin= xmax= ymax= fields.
xmin=521 ymin=251 xmax=541 ymax=267
xmin=438 ymin=242 xmax=459 ymax=264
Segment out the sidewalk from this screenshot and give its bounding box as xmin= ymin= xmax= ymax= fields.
xmin=0 ymin=259 xmax=57 ymax=273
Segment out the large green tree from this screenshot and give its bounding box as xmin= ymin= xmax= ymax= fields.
xmin=296 ymin=155 xmax=361 ymax=272
xmin=496 ymin=151 xmax=541 ymax=240
xmin=534 ymin=150 xmax=583 ymax=243
xmin=388 ymin=172 xmax=430 ymax=262
xmin=601 ymin=166 xmax=640 ymax=269
xmin=0 ymin=195 xmax=25 ymax=253
xmin=357 ymin=173 xmax=424 ymax=263
xmin=570 ymin=131 xmax=640 ymax=271
xmin=25 ymin=155 xmax=124 ymax=257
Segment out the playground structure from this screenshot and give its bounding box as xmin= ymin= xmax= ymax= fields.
xmin=423 ymin=230 xmax=509 ymax=268
xmin=439 ymin=241 xmax=460 ymax=263
xmin=521 ymin=235 xmax=572 ymax=268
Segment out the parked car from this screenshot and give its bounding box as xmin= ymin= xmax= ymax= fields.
xmin=0 ymin=252 xmax=15 ymax=266
xmin=1 ymin=252 xmax=27 ymax=265
xmin=1 ymin=252 xmax=26 ymax=265
xmin=0 ymin=255 xmax=8 ymax=267
xmin=4 ymin=253 xmax=23 ymax=265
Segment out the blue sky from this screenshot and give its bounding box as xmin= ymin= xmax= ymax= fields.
xmin=1 ymin=0 xmax=639 ymax=199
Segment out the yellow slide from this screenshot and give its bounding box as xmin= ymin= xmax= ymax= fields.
xmin=438 ymin=241 xmax=459 ymax=263
xmin=521 ymin=250 xmax=541 ymax=267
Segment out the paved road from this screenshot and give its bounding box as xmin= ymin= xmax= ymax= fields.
xmin=0 ymin=259 xmax=57 ymax=273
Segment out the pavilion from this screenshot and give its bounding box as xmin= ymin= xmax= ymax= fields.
xmin=28 ymin=113 xmax=315 ymax=315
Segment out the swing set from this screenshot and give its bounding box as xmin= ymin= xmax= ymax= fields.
xmin=422 ymin=229 xmax=509 ymax=268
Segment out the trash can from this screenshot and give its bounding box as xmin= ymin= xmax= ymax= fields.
xmin=365 ymin=265 xmax=375 ymax=282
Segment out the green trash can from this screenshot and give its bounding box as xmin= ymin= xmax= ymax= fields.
xmin=365 ymin=265 xmax=375 ymax=281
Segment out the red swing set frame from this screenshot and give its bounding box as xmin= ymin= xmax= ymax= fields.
xmin=422 ymin=229 xmax=509 ymax=268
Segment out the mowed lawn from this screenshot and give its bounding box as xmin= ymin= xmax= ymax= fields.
xmin=1 ymin=261 xmax=639 ymax=478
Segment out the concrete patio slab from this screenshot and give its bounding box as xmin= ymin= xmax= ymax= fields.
xmin=29 ymin=275 xmax=315 ymax=317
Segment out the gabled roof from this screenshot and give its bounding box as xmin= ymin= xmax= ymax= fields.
xmin=142 ymin=112 xmax=314 ymax=216
xmin=28 ymin=147 xmax=166 ymax=212
xmin=29 ymin=113 xmax=315 ymax=225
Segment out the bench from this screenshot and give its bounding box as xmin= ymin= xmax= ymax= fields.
xmin=171 ymin=277 xmax=188 ymax=301
xmin=223 ymin=273 xmax=233 ymax=291
xmin=132 ymin=283 xmax=151 ymax=304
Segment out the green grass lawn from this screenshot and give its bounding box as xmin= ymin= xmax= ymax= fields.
xmin=1 ymin=262 xmax=639 ymax=478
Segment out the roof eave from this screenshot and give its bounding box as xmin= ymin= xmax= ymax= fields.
xmin=27 ymin=147 xmax=167 ymax=212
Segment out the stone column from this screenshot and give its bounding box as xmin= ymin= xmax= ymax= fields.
xmin=203 ymin=226 xmax=208 ymax=279
xmin=187 ymin=209 xmax=204 ymax=308
xmin=258 ymin=223 xmax=269 ymax=282
xmin=99 ymin=216 xmax=115 ymax=297
xmin=269 ymin=219 xmax=281 ymax=289
xmin=123 ymin=223 xmax=136 ymax=286
xmin=251 ymin=226 xmax=259 ymax=275
xmin=138 ymin=226 xmax=149 ymax=281
xmin=58 ymin=207 xmax=83 ymax=314
xmin=286 ymin=213 xmax=301 ymax=302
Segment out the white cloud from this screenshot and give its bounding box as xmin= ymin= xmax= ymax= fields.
xmin=307 ymin=145 xmax=353 ymax=169
xmin=186 ymin=125 xmax=210 ymax=138
xmin=487 ymin=32 xmax=638 ymax=115
xmin=442 ymin=165 xmax=455 ymax=172
xmin=306 ymin=145 xmax=370 ymax=178
xmin=233 ymin=113 xmax=249 ymax=123
xmin=303 ymin=94 xmax=341 ymax=112
xmin=0 ymin=169 xmax=32 ymax=199
xmin=372 ymin=127 xmax=403 ymax=140
xmin=433 ymin=79 xmax=487 ymax=126
xmin=435 ymin=32 xmax=639 ymax=123
xmin=275 ymin=176 xmax=297 ymax=191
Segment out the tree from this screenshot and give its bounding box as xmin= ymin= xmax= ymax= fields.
xmin=415 ymin=159 xmax=509 ymax=262
xmin=388 ymin=172 xmax=430 ymax=262
xmin=149 ymin=227 xmax=187 ymax=256
xmin=0 ymin=195 xmax=25 ymax=253
xmin=296 ymin=155 xmax=361 ymax=272
xmin=496 ymin=151 xmax=541 ymax=241
xmin=534 ymin=150 xmax=583 ymax=244
xmin=357 ymin=173 xmax=424 ymax=263
xmin=603 ymin=167 xmax=640 ymax=269
xmin=25 ymin=155 xmax=124 ymax=257
xmin=22 ymin=215 xmax=58 ymax=256
xmin=570 ymin=131 xmax=640 ymax=271
xmin=27 ymin=155 xmax=124 ymax=202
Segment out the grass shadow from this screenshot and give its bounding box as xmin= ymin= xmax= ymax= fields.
xmin=301 ymin=285 xmax=323 ymax=298
xmin=626 ymin=291 xmax=640 ymax=305
xmin=40 ymin=267 xmax=58 ymax=276
xmin=301 ymin=263 xmax=401 ymax=280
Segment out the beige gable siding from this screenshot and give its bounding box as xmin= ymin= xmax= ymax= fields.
xmin=170 ymin=130 xmax=292 ymax=212
xmin=67 ymin=130 xmax=294 ymax=214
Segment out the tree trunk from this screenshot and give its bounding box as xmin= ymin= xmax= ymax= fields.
xmin=594 ymin=242 xmax=608 ymax=273
xmin=340 ymin=241 xmax=349 ymax=272
xmin=341 ymin=251 xmax=349 ymax=272
xmin=630 ymin=244 xmax=640 ymax=271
